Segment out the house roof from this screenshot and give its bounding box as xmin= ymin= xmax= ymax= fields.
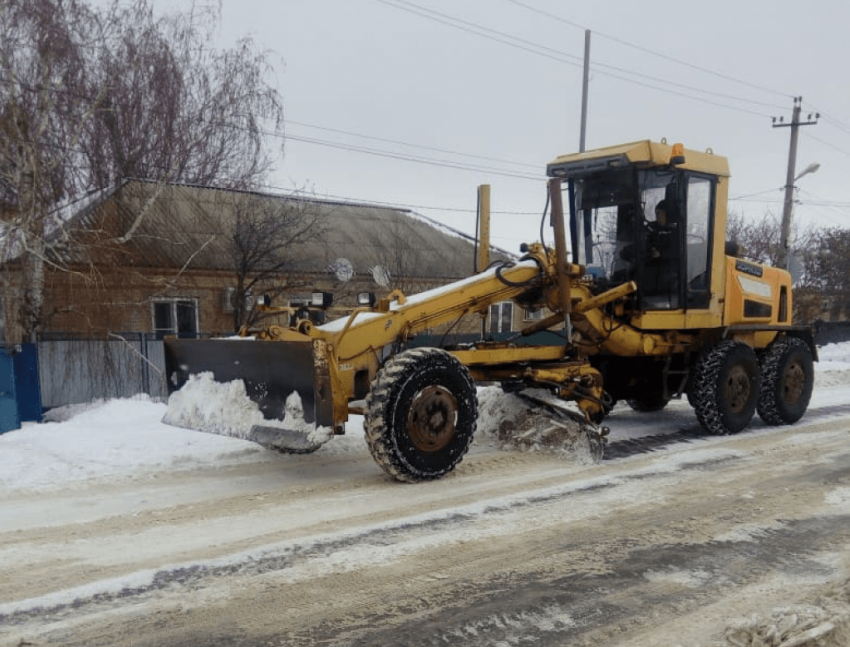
xmin=101 ymin=180 xmax=514 ymax=281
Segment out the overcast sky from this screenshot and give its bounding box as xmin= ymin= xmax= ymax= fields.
xmin=160 ymin=0 xmax=849 ymax=252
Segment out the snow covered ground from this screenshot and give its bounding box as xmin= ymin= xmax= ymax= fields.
xmin=2 ymin=342 xmax=849 ymax=493
xmin=1 ymin=342 xmax=849 ymax=647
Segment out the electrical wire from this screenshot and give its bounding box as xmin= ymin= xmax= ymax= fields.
xmin=502 ymin=0 xmax=792 ymax=102
xmin=284 ymin=133 xmax=540 ymax=180
xmin=797 ymin=189 xmax=850 ymax=212
xmin=803 ymin=102 xmax=850 ymax=136
xmin=375 ymin=0 xmax=782 ymax=116
xmin=728 ymin=188 xmax=783 ymax=202
xmin=374 ymin=0 xmax=584 ymax=66
xmin=286 ymin=119 xmax=541 ymax=170
xmin=802 ymin=131 xmax=850 ymax=157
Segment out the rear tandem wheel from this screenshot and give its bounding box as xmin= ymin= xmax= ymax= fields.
xmin=364 ymin=348 xmax=478 ymax=483
xmin=692 ymin=340 xmax=761 ymax=435
xmin=757 ymin=337 xmax=814 ymax=425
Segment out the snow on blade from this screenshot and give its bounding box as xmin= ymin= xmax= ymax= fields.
xmin=477 ymin=386 xmax=600 ymax=463
xmin=162 ymin=372 xmax=333 ymax=446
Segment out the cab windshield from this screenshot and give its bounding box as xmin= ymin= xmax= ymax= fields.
xmin=569 ymin=168 xmax=713 ymax=310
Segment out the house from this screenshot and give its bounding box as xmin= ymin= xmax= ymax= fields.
xmin=20 ymin=180 xmax=525 ymax=340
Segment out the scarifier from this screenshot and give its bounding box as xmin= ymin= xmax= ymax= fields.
xmin=164 ymin=140 xmax=816 ymax=482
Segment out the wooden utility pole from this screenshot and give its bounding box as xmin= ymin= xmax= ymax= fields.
xmin=773 ymin=96 xmax=818 ymax=269
xmin=476 ymin=184 xmax=491 ymax=273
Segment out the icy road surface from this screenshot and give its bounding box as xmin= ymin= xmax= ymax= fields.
xmin=1 ymin=344 xmax=850 ymax=646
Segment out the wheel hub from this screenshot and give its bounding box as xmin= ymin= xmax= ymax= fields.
xmin=725 ymin=365 xmax=752 ymax=414
xmin=407 ymin=385 xmax=458 ymax=452
xmin=781 ymin=360 xmax=805 ymax=405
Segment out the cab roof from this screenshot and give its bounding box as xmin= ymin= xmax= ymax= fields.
xmin=547 ymin=140 xmax=730 ymax=179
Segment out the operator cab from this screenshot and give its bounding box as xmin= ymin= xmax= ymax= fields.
xmin=566 ymin=166 xmax=715 ymax=311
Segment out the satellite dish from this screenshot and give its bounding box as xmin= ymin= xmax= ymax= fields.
xmin=371 ymin=264 xmax=391 ymax=287
xmin=328 ymin=258 xmax=354 ymax=283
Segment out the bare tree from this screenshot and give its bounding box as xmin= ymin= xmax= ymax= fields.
xmin=800 ymin=227 xmax=850 ymax=296
xmin=227 ymin=192 xmax=326 ymax=332
xmin=0 ymin=0 xmax=103 ymax=343
xmin=726 ymin=210 xmax=817 ymax=279
xmin=369 ymin=217 xmax=419 ymax=296
xmin=83 ymin=1 xmax=283 ymax=189
xmin=0 ymin=0 xmax=284 ymax=343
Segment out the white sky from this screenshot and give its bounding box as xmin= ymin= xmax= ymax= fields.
xmin=152 ymin=1 xmax=850 ymax=252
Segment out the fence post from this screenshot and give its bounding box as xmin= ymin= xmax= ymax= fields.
xmin=0 ymin=347 xmax=20 ymax=433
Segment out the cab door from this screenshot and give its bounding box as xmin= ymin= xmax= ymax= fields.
xmin=683 ymin=173 xmax=715 ymax=310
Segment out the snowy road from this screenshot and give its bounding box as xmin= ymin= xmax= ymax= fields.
xmin=2 ymin=352 xmax=850 ymax=646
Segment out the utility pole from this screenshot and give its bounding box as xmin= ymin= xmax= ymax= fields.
xmin=773 ymin=96 xmax=818 ymax=269
xmin=579 ymin=30 xmax=590 ymax=152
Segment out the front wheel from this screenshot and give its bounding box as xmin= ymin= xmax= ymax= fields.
xmin=692 ymin=341 xmax=760 ymax=435
xmin=364 ymin=348 xmax=477 ymax=483
xmin=757 ymin=337 xmax=814 ymax=425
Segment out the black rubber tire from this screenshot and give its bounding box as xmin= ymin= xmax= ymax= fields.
xmin=364 ymin=348 xmax=477 ymax=483
xmin=757 ymin=337 xmax=814 ymax=426
xmin=692 ymin=341 xmax=760 ymax=435
xmin=626 ymin=393 xmax=669 ymax=413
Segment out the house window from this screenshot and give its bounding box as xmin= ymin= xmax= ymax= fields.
xmin=524 ymin=307 xmax=545 ymax=321
xmin=489 ymin=301 xmax=514 ymax=334
xmin=153 ymin=299 xmax=198 ymax=339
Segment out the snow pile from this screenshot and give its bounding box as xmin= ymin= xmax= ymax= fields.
xmin=724 ymin=578 xmax=850 ymax=647
xmin=161 ymin=372 xmax=333 ymax=448
xmin=477 ymin=386 xmax=601 ymax=463
xmin=0 ymin=396 xmax=266 ymax=492
xmin=162 ymin=372 xmax=265 ymax=438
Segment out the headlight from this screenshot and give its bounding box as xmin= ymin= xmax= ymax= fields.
xmin=357 ymin=292 xmax=376 ymax=307
xmin=311 ymin=291 xmax=333 ymax=308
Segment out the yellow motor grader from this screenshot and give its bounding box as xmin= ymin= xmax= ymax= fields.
xmin=164 ymin=140 xmax=816 ymax=482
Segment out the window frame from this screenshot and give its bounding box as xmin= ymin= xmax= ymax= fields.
xmin=151 ymin=298 xmax=199 ymax=339
xmin=489 ymin=301 xmax=514 ymax=334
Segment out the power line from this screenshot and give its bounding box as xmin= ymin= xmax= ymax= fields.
xmin=796 ymin=192 xmax=850 ymax=209
xmin=286 ymin=120 xmax=541 ymax=170
xmin=375 ymin=0 xmax=781 ymax=117
xmin=254 ymin=181 xmax=542 ymax=218
xmin=804 ymin=102 xmax=850 ymax=136
xmin=803 ymin=131 xmax=850 ymax=157
xmin=284 ymin=133 xmax=541 ymax=180
xmin=796 ymin=189 xmax=849 ymax=228
xmin=582 ymin=66 xmax=771 ymax=118
xmin=502 ymin=0 xmax=792 ymax=102
xmin=373 ymin=0 xmax=584 ymax=66
xmin=729 ymin=188 xmax=783 ymax=202
xmin=589 ymin=59 xmax=782 ymax=112
xmin=255 ymin=182 xmax=542 ymax=249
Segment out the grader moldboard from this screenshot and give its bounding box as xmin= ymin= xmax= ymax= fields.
xmin=164 ymin=140 xmax=816 ymax=482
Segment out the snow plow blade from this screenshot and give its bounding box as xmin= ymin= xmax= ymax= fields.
xmin=163 ymin=337 xmax=319 ymax=426
xmin=247 ymin=425 xmax=324 ymax=453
